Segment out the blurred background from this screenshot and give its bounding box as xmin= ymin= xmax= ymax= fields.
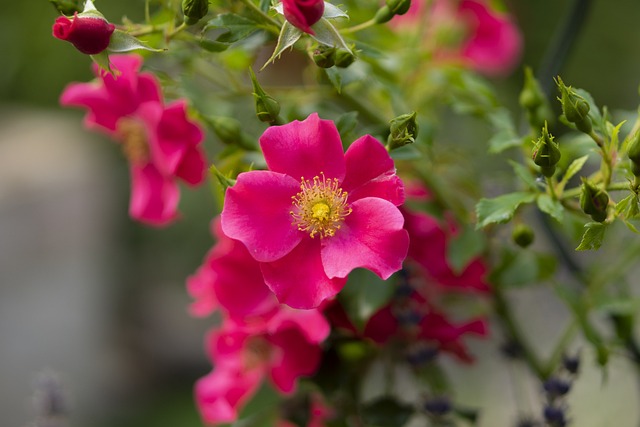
xmin=2 ymin=1 xmax=640 ymax=426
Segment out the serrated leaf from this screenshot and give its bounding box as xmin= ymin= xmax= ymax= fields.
xmin=537 ymin=194 xmax=564 ymax=222
xmin=361 ymin=397 xmax=414 ymax=427
xmin=475 ymin=192 xmax=536 ymax=228
xmin=261 ymin=21 xmax=302 ymax=69
xmin=324 ymin=67 xmax=342 ymax=92
xmin=576 ymin=222 xmax=607 ymax=251
xmin=447 ymin=225 xmax=486 ymax=273
xmin=204 ymin=13 xmax=260 ymax=44
xmin=338 ymin=269 xmax=395 ymax=331
xmin=108 ymin=29 xmax=164 ymax=52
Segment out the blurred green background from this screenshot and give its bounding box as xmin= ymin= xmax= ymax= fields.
xmin=1 ymin=1 xmax=640 ymax=427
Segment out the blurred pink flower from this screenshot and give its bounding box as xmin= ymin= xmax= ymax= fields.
xmin=195 ymin=306 xmax=329 ymax=424
xmin=282 ymin=0 xmax=325 ymax=34
xmin=60 ymin=54 xmax=207 ymax=226
xmin=221 ymin=113 xmax=409 ymax=309
xmin=394 ymin=0 xmax=522 ymax=76
xmin=52 ymin=12 xmax=115 ymax=55
xmin=186 ymin=218 xmax=278 ymax=319
xmin=277 ymin=394 xmax=334 ymax=427
xmin=402 ymin=205 xmax=490 ymax=293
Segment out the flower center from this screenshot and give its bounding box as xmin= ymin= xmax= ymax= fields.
xmin=290 ymin=173 xmax=352 ymax=238
xmin=244 ymin=336 xmax=272 ymax=369
xmin=117 ymin=118 xmax=149 ymax=164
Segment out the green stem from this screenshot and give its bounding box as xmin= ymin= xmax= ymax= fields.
xmin=562 ymin=181 xmax=631 ymax=200
xmin=341 ymin=18 xmax=378 ymax=34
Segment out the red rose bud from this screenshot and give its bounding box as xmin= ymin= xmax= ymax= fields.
xmin=52 ymin=12 xmax=115 ymax=55
xmin=283 ymin=0 xmax=325 ymax=34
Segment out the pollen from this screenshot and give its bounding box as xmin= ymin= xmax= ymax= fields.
xmin=117 ymin=118 xmax=149 ymax=164
xmin=290 ymin=173 xmax=352 ymax=238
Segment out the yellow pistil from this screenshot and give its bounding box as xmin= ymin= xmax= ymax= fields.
xmin=290 ymin=173 xmax=352 ymax=238
xmin=117 ymin=118 xmax=149 ymax=164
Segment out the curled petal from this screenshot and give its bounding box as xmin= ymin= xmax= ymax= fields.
xmin=342 ymin=134 xmax=405 ymax=205
xmin=221 ymin=171 xmax=302 ymax=262
xmin=321 ymin=198 xmax=409 ymax=279
xmin=266 ymin=307 xmax=330 ymax=344
xmin=260 ymin=237 xmax=346 ymax=309
xmin=260 ymin=113 xmax=346 ymax=182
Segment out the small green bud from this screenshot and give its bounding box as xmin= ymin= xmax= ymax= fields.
xmin=519 ymin=67 xmax=545 ymax=111
xmin=512 ymin=224 xmax=535 ymax=248
xmin=49 ymin=0 xmax=83 ymax=15
xmin=334 ymin=48 xmax=356 ymax=68
xmin=387 ymin=112 xmax=418 ymax=150
xmin=628 ymin=131 xmax=640 ymax=163
xmin=182 ymin=0 xmax=209 ymax=25
xmin=374 ymin=6 xmax=395 ymax=24
xmin=249 ymin=68 xmax=281 ymax=125
xmin=556 ymin=76 xmax=592 ymax=134
xmin=580 ymin=179 xmax=609 ymax=222
xmin=312 ymin=46 xmax=336 ymax=68
xmin=532 ymin=122 xmax=561 ymax=177
xmin=386 ymin=0 xmax=412 ymax=15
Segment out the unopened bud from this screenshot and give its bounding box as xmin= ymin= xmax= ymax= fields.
xmin=627 ymin=131 xmax=640 ymax=176
xmin=250 ymin=68 xmax=281 ymax=125
xmin=312 ymin=45 xmax=336 ymax=68
xmin=532 ymin=122 xmax=561 ymax=177
xmin=334 ymin=48 xmax=356 ymax=68
xmin=386 ymin=0 xmax=412 ymax=15
xmin=580 ymin=179 xmax=609 ymax=222
xmin=182 ymin=0 xmax=209 ymax=25
xmin=556 ymin=76 xmax=592 ymax=134
xmin=387 ymin=112 xmax=418 ymax=150
xmin=374 ymin=6 xmax=395 ymax=24
xmin=512 ymin=224 xmax=535 ymax=248
xmin=519 ymin=67 xmax=545 ymax=111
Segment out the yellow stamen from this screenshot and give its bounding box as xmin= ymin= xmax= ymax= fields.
xmin=117 ymin=118 xmax=149 ymax=164
xmin=290 ymin=173 xmax=352 ymax=238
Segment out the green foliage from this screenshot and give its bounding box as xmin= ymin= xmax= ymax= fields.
xmin=360 ymin=397 xmax=414 ymax=427
xmin=476 ymin=192 xmax=536 ymax=228
xmin=339 ymin=268 xmax=395 ymax=331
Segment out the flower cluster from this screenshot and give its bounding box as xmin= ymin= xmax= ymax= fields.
xmin=60 ymin=54 xmax=207 ymax=226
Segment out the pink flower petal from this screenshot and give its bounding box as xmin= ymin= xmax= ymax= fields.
xmin=221 ymin=170 xmax=302 ymax=262
xmin=129 ymin=163 xmax=179 ymax=226
xmin=268 ymin=327 xmax=323 ymax=393
xmin=260 ymin=113 xmax=346 ymax=182
xmin=266 ymin=307 xmax=330 ymax=344
xmin=175 ymin=145 xmax=207 ymax=185
xmin=260 ymin=237 xmax=346 ymax=309
xmin=321 ymin=198 xmax=409 ymax=279
xmin=60 ymin=82 xmax=124 ymax=132
xmin=342 ymin=134 xmax=405 ymax=205
xmin=195 ymin=366 xmax=262 ymax=425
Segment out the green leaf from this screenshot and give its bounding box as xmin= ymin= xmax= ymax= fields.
xmin=339 ymin=268 xmax=395 ymax=331
xmin=576 ymin=222 xmax=607 ymax=251
xmin=615 ymin=193 xmax=640 ymax=220
xmin=262 ymin=21 xmax=302 ymax=69
xmin=324 ymin=67 xmax=342 ymax=92
xmin=475 ymin=192 xmax=536 ymax=228
xmin=447 ymin=225 xmax=486 ymax=273
xmin=108 ymin=29 xmax=164 ymax=52
xmin=537 ymin=194 xmax=564 ymax=222
xmin=336 ymin=111 xmax=359 ymax=142
xmin=488 ymin=109 xmax=522 ymax=153
xmin=361 ymin=397 xmax=414 ymax=427
xmin=490 ymin=249 xmax=557 ymax=288
xmin=558 ymin=154 xmax=589 ymax=192
xmin=204 ymin=13 xmax=261 ymax=44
